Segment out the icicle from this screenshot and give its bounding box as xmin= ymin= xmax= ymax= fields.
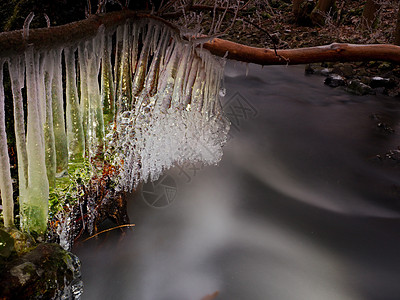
xmin=156 ymin=41 xmax=182 ymax=112
xmin=130 ymin=23 xmax=139 ymax=81
xmin=191 ymin=65 xmax=206 ymax=112
xmin=132 ymin=22 xmax=154 ymax=98
xmin=101 ymin=34 xmax=115 ymax=126
xmin=78 ymin=43 xmax=90 ymax=152
xmin=182 ymin=57 xmax=199 ymax=108
xmin=170 ymin=44 xmax=191 ymax=109
xmin=117 ymin=21 xmax=133 ymax=112
xmin=134 ymin=26 xmax=170 ymax=117
xmin=22 ymin=46 xmax=49 ymax=234
xmin=0 ymin=60 xmax=14 ymax=227
xmin=51 ymin=48 xmax=68 ymax=176
xmin=143 ymin=27 xmax=170 ymax=97
xmin=85 ymin=32 xmax=105 ymax=159
xmin=65 ymin=47 xmax=85 ymax=163
xmin=36 ymin=53 xmax=46 ymax=128
xmin=41 ymin=51 xmax=57 ymax=187
xmin=114 ymin=24 xmax=124 ymax=112
xmin=9 ymin=56 xmax=28 ymax=195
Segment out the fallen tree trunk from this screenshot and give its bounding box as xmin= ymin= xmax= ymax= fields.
xmin=203 ymin=39 xmax=400 ymax=65
xmin=0 ymin=9 xmax=399 ymax=65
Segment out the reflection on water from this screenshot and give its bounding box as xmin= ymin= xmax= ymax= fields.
xmin=76 ymin=62 xmax=400 ymax=300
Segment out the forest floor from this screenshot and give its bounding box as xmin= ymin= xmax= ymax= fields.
xmin=215 ymin=0 xmax=400 ymax=97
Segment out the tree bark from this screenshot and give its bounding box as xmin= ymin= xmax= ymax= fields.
xmin=310 ymin=0 xmax=336 ymax=25
xmin=361 ymin=0 xmax=381 ymax=29
xmin=394 ymin=1 xmax=400 ymax=45
xmin=293 ymin=0 xmax=306 ymax=15
xmin=0 ymin=9 xmax=399 ymax=65
xmin=292 ymin=0 xmax=314 ymax=25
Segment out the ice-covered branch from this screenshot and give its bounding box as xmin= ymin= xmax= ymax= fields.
xmin=1 ymin=10 xmax=400 ymax=64
xmin=0 ymin=11 xmax=229 ymax=234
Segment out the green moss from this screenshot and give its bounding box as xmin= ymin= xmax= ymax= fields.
xmin=48 ymin=160 xmax=92 ymax=219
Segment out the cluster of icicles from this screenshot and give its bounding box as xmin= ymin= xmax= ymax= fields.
xmin=0 ymin=18 xmax=229 ymax=233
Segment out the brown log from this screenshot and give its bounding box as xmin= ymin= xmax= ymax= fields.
xmin=0 ymin=9 xmax=399 ymax=66
xmin=203 ymin=38 xmax=400 ymax=65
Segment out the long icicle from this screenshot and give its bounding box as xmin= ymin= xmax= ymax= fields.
xmin=65 ymin=46 xmax=85 ymax=163
xmin=23 ymin=46 xmax=49 ymax=234
xmin=117 ymin=21 xmax=133 ymax=112
xmin=51 ymin=48 xmax=68 ymax=176
xmin=0 ymin=59 xmax=14 ymax=227
xmin=9 ymin=56 xmax=28 ymax=199
xmin=101 ymin=34 xmax=115 ymax=126
xmin=41 ymin=51 xmax=57 ymax=187
xmin=86 ymin=34 xmax=105 ymax=158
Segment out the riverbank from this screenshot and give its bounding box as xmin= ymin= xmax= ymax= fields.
xmin=220 ymin=0 xmax=400 ymax=97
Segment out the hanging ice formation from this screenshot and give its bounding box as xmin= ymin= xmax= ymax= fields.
xmin=111 ymin=20 xmax=230 ymax=191
xmin=0 ymin=17 xmax=229 ymax=233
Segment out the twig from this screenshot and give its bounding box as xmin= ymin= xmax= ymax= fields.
xmin=162 ymin=3 xmax=285 ymax=60
xmin=201 ymin=291 xmax=219 ymax=300
xmin=157 ymin=0 xmax=181 ymax=15
xmin=236 ymin=17 xmax=288 ymax=62
xmin=239 ymin=0 xmax=252 ymax=11
xmin=81 ymin=223 xmax=135 ymax=242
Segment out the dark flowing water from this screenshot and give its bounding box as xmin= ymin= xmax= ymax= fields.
xmin=76 ymin=62 xmax=400 ymax=300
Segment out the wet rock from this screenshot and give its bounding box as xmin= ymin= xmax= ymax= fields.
xmin=320 ymin=68 xmax=332 ymax=76
xmin=388 ymin=90 xmax=400 ymax=97
xmin=305 ymin=64 xmax=316 ymax=74
xmin=333 ymin=63 xmax=353 ymax=77
xmin=321 ymin=62 xmax=335 ymax=68
xmin=306 ymin=64 xmax=332 ymax=76
xmin=0 ymin=243 xmax=83 ymax=299
xmin=360 ymin=76 xmax=371 ymax=85
xmin=346 ymin=80 xmax=373 ymax=95
xmin=0 ymin=229 xmax=16 ymax=261
xmin=357 ymin=68 xmax=369 ymax=76
xmin=324 ymin=74 xmax=346 ymax=87
xmin=378 ymin=62 xmax=392 ymax=71
xmin=3 ymin=227 xmax=36 ymax=255
xmin=370 ymin=77 xmax=395 ymax=89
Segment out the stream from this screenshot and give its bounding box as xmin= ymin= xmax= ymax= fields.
xmin=75 ymin=62 xmax=400 ymax=300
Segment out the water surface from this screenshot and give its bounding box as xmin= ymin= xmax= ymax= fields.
xmin=76 ymin=62 xmax=400 ymax=300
